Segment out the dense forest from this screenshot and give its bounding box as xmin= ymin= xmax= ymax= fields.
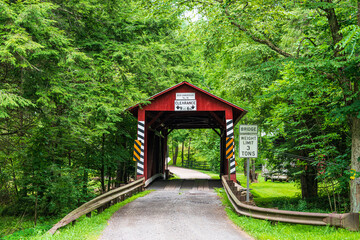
xmin=1 ymin=0 xmax=360 ymax=227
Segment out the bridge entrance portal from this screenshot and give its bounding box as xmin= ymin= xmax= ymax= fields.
xmin=127 ymin=82 xmax=247 ymax=183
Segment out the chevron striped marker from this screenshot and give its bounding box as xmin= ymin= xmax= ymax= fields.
xmin=226 ymin=137 xmax=234 ymax=159
xmin=133 ymin=140 xmax=141 ymax=162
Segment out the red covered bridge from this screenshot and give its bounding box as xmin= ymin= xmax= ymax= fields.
xmin=127 ymin=82 xmax=247 ymax=183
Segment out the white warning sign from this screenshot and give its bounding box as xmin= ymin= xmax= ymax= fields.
xmin=239 ymin=125 xmax=258 ymax=158
xmin=174 ymin=100 xmax=197 ymax=111
xmin=239 ymin=135 xmax=258 ymax=158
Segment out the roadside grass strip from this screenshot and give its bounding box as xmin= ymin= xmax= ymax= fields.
xmin=198 ymin=169 xmax=220 ymax=179
xmin=216 ymin=188 xmax=360 ymax=240
xmin=3 ymin=190 xmax=152 ymax=240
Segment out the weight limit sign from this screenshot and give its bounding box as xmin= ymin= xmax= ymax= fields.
xmin=239 ymin=125 xmax=258 ymax=158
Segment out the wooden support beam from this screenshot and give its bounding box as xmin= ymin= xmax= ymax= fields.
xmin=148 ymin=127 xmax=165 ymax=138
xmin=209 ymin=111 xmax=225 ymax=128
xmin=212 ymin=128 xmax=221 ymax=137
xmin=148 ymin=111 xmax=164 ymax=127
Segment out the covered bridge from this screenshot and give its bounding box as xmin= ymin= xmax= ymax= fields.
xmin=127 ymin=81 xmax=247 ymax=183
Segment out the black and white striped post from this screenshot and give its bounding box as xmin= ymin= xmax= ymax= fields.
xmin=136 ymin=121 xmax=145 ymax=176
xmin=226 ymin=119 xmax=236 ymax=180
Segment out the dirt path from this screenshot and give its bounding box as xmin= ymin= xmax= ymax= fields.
xmin=100 ymin=167 xmax=252 ymax=240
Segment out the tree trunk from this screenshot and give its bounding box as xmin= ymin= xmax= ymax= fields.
xmin=100 ymin=164 xmax=105 ymax=193
xmin=172 ymin=144 xmax=178 ymax=165
xmin=100 ymin=134 xmax=106 ymax=193
xmin=181 ymin=141 xmax=184 ymax=167
xmin=9 ymin=158 xmax=18 ymax=195
xmin=107 ymin=171 xmax=111 ymax=192
xmin=350 ymin=1 xmax=360 ymax=213
xmin=68 ymin=151 xmax=71 ymax=166
xmin=187 ymin=138 xmax=191 ymax=167
xmin=34 ymin=191 xmax=38 ymax=226
xmin=250 ymin=159 xmax=257 ymax=183
xmin=83 ymin=167 xmax=88 ymax=196
xmin=115 ymin=162 xmax=122 ymax=188
xmin=350 ymin=116 xmax=360 ymax=212
xmin=301 ymin=165 xmax=318 ymax=199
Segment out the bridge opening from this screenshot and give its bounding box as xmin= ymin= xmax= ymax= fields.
xmin=167 ymin=129 xmax=220 ymax=177
xmin=127 ymin=82 xmax=247 ymax=186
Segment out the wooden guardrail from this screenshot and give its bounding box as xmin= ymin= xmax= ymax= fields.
xmin=48 ymin=177 xmax=145 ymax=235
xmin=221 ymin=176 xmax=359 ymax=231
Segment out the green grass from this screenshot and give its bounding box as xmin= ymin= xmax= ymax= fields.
xmin=169 ymin=173 xmax=181 ymax=180
xmin=3 ymin=190 xmax=152 ymax=240
xmin=197 ymin=169 xmax=220 ymax=179
xmin=216 ymin=188 xmax=360 ymax=240
xmin=236 ymin=173 xmax=334 ymax=212
xmin=237 ymin=173 xmax=299 ymax=197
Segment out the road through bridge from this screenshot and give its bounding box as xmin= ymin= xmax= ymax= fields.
xmin=99 ymin=167 xmax=252 ymax=240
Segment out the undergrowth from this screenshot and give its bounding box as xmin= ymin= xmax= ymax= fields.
xmin=2 ymin=190 xmax=152 ymax=240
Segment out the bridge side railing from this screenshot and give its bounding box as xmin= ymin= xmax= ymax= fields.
xmin=48 ymin=177 xmax=145 ymax=235
xmin=221 ymin=175 xmax=359 ymax=231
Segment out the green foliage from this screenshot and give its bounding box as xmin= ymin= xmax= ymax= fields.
xmin=1 ymin=0 xmax=360 ymax=235
xmin=191 ymin=129 xmax=220 ymax=172
xmin=0 ymin=0 xmax=196 ymax=229
xmin=176 ymin=0 xmax=359 ymax=205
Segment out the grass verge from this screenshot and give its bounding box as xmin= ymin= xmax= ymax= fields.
xmin=197 ymin=169 xmax=220 ymax=179
xmin=216 ymin=188 xmax=360 ymax=240
xmin=0 ymin=216 xmax=58 ymax=239
xmin=3 ymin=190 xmax=152 ymax=240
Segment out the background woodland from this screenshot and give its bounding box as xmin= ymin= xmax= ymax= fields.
xmin=1 ymin=0 xmax=360 ymax=227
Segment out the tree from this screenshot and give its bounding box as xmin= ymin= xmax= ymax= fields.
xmin=0 ymin=0 xmax=198 ymax=220
xmin=173 ymin=0 xmax=359 ymax=206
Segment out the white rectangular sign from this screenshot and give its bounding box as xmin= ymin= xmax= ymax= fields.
xmin=239 ymin=125 xmax=258 ymax=134
xmin=176 ymin=92 xmax=195 ymax=100
xmin=239 ymin=134 xmax=258 ymax=158
xmin=174 ymin=100 xmax=197 ymax=111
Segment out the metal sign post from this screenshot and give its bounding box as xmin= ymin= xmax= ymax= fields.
xmin=239 ymin=125 xmax=258 ymax=202
xmin=246 ymin=158 xmax=250 ymax=201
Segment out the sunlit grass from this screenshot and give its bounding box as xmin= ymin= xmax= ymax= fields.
xmin=197 ymin=169 xmax=220 ymax=179
xmin=237 ymin=172 xmax=300 ymax=198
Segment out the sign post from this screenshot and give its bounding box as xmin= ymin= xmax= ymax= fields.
xmin=239 ymin=125 xmax=258 ymax=202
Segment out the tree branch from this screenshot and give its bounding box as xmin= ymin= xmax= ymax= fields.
xmin=322 ymin=1 xmax=342 ymax=50
xmin=229 ymin=21 xmax=293 ymax=57
xmin=18 ymin=54 xmax=42 ymax=72
xmin=297 ymin=37 xmax=317 ymax=58
xmin=222 ymin=2 xmax=292 ymax=58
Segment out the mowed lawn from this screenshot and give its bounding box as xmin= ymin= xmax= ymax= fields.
xmin=197 ymin=169 xmax=300 ymax=200
xmin=236 ymin=172 xmax=300 ymax=199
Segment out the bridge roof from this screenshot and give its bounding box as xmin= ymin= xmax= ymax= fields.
xmin=127 ymin=81 xmax=247 ymax=129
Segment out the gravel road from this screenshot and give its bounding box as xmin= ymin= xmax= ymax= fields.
xmin=100 ymin=167 xmax=252 ymax=240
